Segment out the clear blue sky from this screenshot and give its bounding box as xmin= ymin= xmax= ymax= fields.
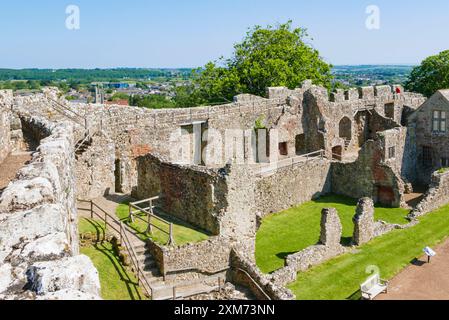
xmin=0 ymin=0 xmax=448 ymax=68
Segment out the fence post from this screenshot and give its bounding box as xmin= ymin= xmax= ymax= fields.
xmin=119 ymin=221 xmax=123 ymax=244
xmin=167 ymin=223 xmax=175 ymax=246
xmin=129 ymin=203 xmax=134 ymax=223
xmin=104 ymin=211 xmax=107 ymax=231
xmin=90 ymin=200 xmax=93 ymax=219
xmin=173 ymin=287 xmax=177 ymax=300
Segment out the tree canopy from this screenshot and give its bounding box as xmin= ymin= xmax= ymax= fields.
xmin=188 ymin=21 xmax=333 ymax=105
xmin=405 ymin=50 xmax=449 ymax=97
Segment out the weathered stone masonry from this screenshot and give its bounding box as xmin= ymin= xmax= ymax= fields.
xmin=0 ymin=115 xmax=100 ymax=300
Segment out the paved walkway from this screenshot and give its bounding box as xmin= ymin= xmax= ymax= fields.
xmin=0 ymin=151 xmax=33 ymax=196
xmin=377 ymin=239 xmax=449 ymax=300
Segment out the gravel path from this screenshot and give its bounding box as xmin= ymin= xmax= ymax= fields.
xmin=377 ymin=239 xmax=449 ymax=300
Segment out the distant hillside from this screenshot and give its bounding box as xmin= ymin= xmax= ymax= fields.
xmin=0 ymin=68 xmax=194 ymax=82
xmin=332 ymin=65 xmax=415 ymax=87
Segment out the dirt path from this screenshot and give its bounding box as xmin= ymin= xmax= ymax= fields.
xmin=0 ymin=151 xmax=33 ymax=196
xmin=377 ymin=239 xmax=449 ymax=300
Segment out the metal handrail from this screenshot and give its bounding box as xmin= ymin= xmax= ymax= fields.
xmin=232 ymin=267 xmax=271 ymax=300
xmin=78 ymin=199 xmax=153 ymax=298
xmin=129 ymin=197 xmax=175 ymax=246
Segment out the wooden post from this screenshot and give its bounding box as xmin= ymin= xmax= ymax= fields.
xmin=90 ymin=200 xmax=93 ymax=219
xmin=167 ymin=223 xmax=175 ymax=246
xmin=119 ymin=221 xmax=123 ymax=244
xmin=104 ymin=211 xmax=107 ymax=231
xmin=129 ymin=203 xmax=134 ymax=223
xmin=173 ymin=287 xmax=177 ymax=300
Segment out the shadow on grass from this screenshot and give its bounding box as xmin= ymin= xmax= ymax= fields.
xmin=82 ymin=219 xmax=145 ymax=301
xmin=117 ymin=200 xmax=212 ymax=244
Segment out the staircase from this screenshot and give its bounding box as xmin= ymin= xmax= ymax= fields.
xmin=74 ymin=132 xmax=93 ymax=159
xmin=133 ymin=243 xmax=223 ymax=300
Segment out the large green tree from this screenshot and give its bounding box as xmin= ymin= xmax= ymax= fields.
xmin=405 ymin=50 xmax=449 ymax=97
xmin=190 ymin=21 xmax=333 ymax=104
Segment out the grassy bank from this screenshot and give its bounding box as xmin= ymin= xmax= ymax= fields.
xmin=287 ymin=204 xmax=449 ymax=300
xmin=79 ymin=218 xmax=147 ymax=300
xmin=115 ymin=202 xmax=210 ymax=246
xmin=256 ymin=194 xmax=410 ymax=274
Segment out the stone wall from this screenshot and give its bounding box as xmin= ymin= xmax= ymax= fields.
xmin=255 ymin=158 xmax=331 ymax=216
xmin=271 ymin=208 xmax=346 ymax=287
xmin=353 ymin=198 xmax=375 ymax=245
xmin=229 ymin=250 xmax=295 ymax=300
xmin=409 ymin=170 xmax=449 ymax=219
xmin=0 ymin=90 xmax=13 ymax=164
xmin=75 ymin=131 xmax=115 ymax=200
xmin=134 ymin=154 xmax=225 ymax=235
xmin=0 ymin=116 xmax=100 ymax=300
xmin=150 ymin=237 xmax=232 ymax=279
xmin=331 ymin=132 xmax=406 ymax=208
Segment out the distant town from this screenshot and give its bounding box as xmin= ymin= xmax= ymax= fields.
xmin=0 ymin=65 xmax=415 ymax=108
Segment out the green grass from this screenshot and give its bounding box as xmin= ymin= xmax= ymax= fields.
xmin=79 ymin=218 xmax=148 ymax=300
xmin=438 ymin=167 xmax=449 ymax=174
xmin=287 ymin=204 xmax=449 ymax=300
xmin=256 ymin=194 xmax=410 ymax=274
xmin=115 ymin=202 xmax=210 ymax=246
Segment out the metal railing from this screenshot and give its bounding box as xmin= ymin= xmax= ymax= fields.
xmin=46 ymin=97 xmax=87 ymax=129
xmin=258 ymin=149 xmax=326 ymax=175
xmin=78 ymin=199 xmax=154 ymax=298
xmin=232 ymin=267 xmax=271 ymax=300
xmin=128 ymin=197 xmax=175 ymax=246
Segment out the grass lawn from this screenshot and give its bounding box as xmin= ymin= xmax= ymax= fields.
xmin=288 ymin=204 xmax=449 ymax=300
xmin=256 ymin=194 xmax=410 ymax=274
xmin=116 ymin=202 xmax=210 ymax=246
xmin=79 ymin=218 xmax=148 ymax=300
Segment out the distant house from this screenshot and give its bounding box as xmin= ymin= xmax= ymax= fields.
xmin=409 ymin=90 xmax=449 ymax=183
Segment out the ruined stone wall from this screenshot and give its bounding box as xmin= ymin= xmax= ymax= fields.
xmin=229 ymin=250 xmax=295 ymax=300
xmin=151 ymin=237 xmax=232 ymax=279
xmin=271 ymin=208 xmax=346 ymax=287
xmin=134 ymin=154 xmax=226 ymax=235
xmin=0 ymin=90 xmax=13 ymax=164
xmin=255 ymin=158 xmax=331 ymax=216
xmin=331 ymin=129 xmax=407 ymax=207
xmin=75 ymin=131 xmax=115 ymax=200
xmin=0 ymin=116 xmax=100 ymax=300
xmin=409 ymin=170 xmax=449 ymax=219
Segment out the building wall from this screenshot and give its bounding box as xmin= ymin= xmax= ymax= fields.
xmin=255 ymin=158 xmax=332 ymax=216
xmin=411 ymin=91 xmax=449 ymax=185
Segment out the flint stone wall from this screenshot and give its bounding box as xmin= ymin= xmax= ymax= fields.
xmin=409 ymin=170 xmax=449 ymax=219
xmin=0 ymin=116 xmax=100 ymax=300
